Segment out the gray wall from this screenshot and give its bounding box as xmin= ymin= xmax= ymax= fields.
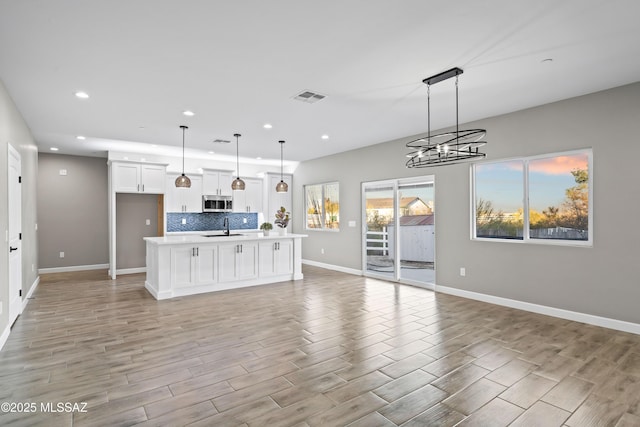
xmin=116 ymin=193 xmax=159 ymax=269
xmin=293 ymin=81 xmax=640 ymax=324
xmin=37 ymin=153 xmax=108 ymax=269
xmin=0 ymin=79 xmax=39 ymax=335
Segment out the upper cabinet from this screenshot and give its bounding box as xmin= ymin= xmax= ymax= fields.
xmin=111 ymin=161 xmax=167 ymax=194
xmin=265 ymin=173 xmax=292 ymax=227
xmin=165 ymin=174 xmax=203 ymax=213
xmin=203 ymin=169 xmax=233 ymax=197
xmin=233 ymin=177 xmax=263 ymax=213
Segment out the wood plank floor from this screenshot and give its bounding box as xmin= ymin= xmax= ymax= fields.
xmin=1 ymin=266 xmax=640 ymax=426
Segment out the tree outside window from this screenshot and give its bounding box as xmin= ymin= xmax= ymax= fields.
xmin=305 ymin=182 xmax=339 ymax=230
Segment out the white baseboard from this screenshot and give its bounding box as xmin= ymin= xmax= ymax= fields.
xmin=436 ymin=284 xmax=640 ymax=335
xmin=0 ymin=323 xmax=9 ymax=352
xmin=302 ymin=259 xmax=362 ymax=276
xmin=38 ymin=263 xmax=109 ymax=274
xmin=22 ymin=276 xmax=40 ymax=310
xmin=116 ymin=267 xmax=146 ymax=275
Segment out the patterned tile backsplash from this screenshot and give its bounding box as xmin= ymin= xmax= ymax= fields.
xmin=167 ymin=212 xmax=258 ymax=232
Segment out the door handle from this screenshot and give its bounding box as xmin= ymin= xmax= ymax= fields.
xmin=10 ymin=246 xmax=18 ymax=252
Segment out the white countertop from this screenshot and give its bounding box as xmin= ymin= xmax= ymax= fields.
xmin=145 ymin=232 xmax=307 ymax=245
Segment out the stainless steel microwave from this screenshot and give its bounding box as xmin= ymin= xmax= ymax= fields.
xmin=202 ymin=195 xmax=232 ymax=212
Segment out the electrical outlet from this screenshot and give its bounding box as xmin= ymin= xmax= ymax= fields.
xmin=460 ymin=267 xmax=466 ymax=277
xmin=59 ymin=169 xmax=67 ymax=176
xmin=348 ymin=220 xmax=356 ymax=227
xmin=243 ymin=218 xmax=247 ymax=224
xmin=321 ymin=248 xmax=324 ymax=254
xmin=146 ymin=219 xmax=151 ymax=225
xmin=181 ymin=218 xmax=186 ymax=225
xmin=60 ymin=251 xmax=65 ymax=258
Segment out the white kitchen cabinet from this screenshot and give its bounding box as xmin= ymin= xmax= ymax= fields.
xmin=203 ymin=169 xmax=233 ymax=196
xmin=165 ymin=174 xmax=203 ymax=212
xmin=170 ymin=244 xmax=217 ymax=288
xmin=264 ymin=173 xmax=292 ymax=228
xmin=112 ymin=161 xmax=167 ymax=194
xmin=233 ymin=177 xmax=263 ymax=213
xmin=258 ymin=239 xmax=293 ymax=277
xmin=218 ymin=241 xmax=258 ymax=282
xmin=145 ymin=234 xmax=305 ymax=299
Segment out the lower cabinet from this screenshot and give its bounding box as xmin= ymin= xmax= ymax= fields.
xmin=218 ymin=241 xmax=259 ymax=282
xmin=146 ymin=235 xmax=304 ymax=300
xmin=258 ymin=240 xmax=293 ymax=277
xmin=170 ymin=245 xmax=217 ymax=288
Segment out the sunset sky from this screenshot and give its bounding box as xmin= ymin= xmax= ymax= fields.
xmin=475 ymin=153 xmax=589 ymax=213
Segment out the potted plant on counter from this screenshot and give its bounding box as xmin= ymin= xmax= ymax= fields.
xmin=274 ymin=206 xmax=290 ymax=235
xmin=260 ymin=222 xmax=273 ymax=236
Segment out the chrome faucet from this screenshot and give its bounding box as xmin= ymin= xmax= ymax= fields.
xmin=223 ymin=217 xmax=230 ymax=236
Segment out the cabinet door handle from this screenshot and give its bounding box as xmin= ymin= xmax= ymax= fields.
xmin=10 ymin=246 xmax=18 ymax=252
xmin=240 ymin=244 xmax=243 ymax=253
xmin=137 ymin=184 xmax=140 ymax=192
xmin=192 ymin=247 xmax=195 ymax=256
xmin=142 ymin=184 xmax=145 ymax=192
xmin=196 ymin=247 xmax=199 ymax=256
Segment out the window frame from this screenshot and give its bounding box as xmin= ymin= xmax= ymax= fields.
xmin=471 ymin=148 xmax=593 ymax=247
xmin=304 ymin=181 xmax=340 ymax=232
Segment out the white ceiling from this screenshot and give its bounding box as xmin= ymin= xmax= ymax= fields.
xmin=1 ymin=0 xmax=639 ymax=164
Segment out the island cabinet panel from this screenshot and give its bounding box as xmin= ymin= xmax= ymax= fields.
xmin=170 ymin=244 xmax=218 ymax=288
xmin=259 ymin=240 xmax=293 ymax=277
xmin=171 ymin=246 xmax=195 ymax=288
xmin=218 ymin=242 xmax=258 ymax=282
xmin=145 ymin=234 xmax=305 ymax=300
xmin=195 ymin=245 xmax=218 ymax=285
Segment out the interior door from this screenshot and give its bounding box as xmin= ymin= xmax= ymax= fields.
xmin=8 ymin=144 xmax=22 ymax=325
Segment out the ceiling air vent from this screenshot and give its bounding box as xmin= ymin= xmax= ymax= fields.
xmin=293 ymin=90 xmax=326 ymax=104
xmin=212 ymin=139 xmax=231 ymax=144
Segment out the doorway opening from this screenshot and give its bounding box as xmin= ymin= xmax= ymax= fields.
xmin=362 ymin=176 xmax=435 ymax=287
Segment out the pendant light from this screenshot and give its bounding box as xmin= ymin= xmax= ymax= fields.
xmin=231 ymin=133 xmax=245 ymax=191
xmin=275 ymin=140 xmax=288 ymax=193
xmin=175 ymin=125 xmax=191 ymax=188
xmin=406 ymin=67 xmax=487 ymax=167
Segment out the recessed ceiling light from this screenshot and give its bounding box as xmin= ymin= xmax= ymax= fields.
xmin=321 ymin=134 xmax=329 ymax=140
xmin=76 ymin=135 xmax=86 ymax=140
xmin=74 ymin=91 xmax=89 ymax=99
xmin=183 ymin=110 xmax=195 ymax=117
xmin=50 ymin=147 xmax=59 ymax=151
xmin=263 ymin=124 xmax=273 ymax=129
xmin=256 ymin=157 xmax=262 ymax=160
xmin=208 ymin=151 xmax=215 ymax=154
xmin=151 ymin=144 xmax=158 ymax=147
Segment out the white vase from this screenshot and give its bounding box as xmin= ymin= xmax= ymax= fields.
xmin=278 ymin=227 xmax=287 ymax=236
xmin=263 ymin=230 xmax=270 ymax=236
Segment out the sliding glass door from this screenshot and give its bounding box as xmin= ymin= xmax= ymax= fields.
xmin=362 ymin=177 xmax=435 ymax=286
xmin=364 ymin=183 xmax=396 ymax=278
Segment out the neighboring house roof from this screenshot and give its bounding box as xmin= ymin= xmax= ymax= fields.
xmin=366 ymin=197 xmax=429 ymax=210
xmin=398 ymin=214 xmax=434 ymax=226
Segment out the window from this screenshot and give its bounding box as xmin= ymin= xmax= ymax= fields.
xmin=472 ymin=149 xmax=592 ymax=245
xmin=305 ymin=182 xmax=339 ymax=230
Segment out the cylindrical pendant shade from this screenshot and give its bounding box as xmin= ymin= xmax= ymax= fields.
xmin=175 ymin=174 xmax=191 ymax=188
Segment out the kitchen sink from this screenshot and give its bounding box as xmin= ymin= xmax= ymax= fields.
xmin=202 ymin=234 xmax=243 ymax=237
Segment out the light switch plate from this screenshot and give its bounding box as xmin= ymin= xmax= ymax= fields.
xmin=59 ymin=169 xmax=67 ymax=176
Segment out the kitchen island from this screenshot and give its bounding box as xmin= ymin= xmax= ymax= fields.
xmin=144 ymin=232 xmax=306 ymax=300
